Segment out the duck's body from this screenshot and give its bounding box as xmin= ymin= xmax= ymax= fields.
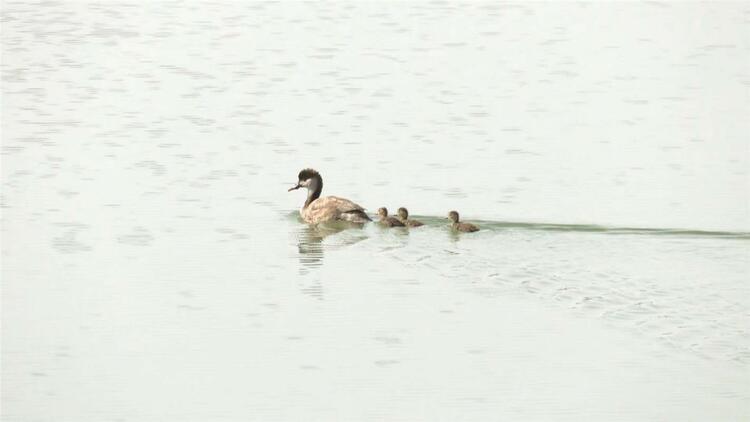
xmin=289 ymin=169 xmax=371 ymax=225
xmin=397 ymin=207 xmax=424 ymax=227
xmin=381 ymin=217 xmax=405 ymax=228
xmin=301 ymin=196 xmax=370 ymax=224
xmin=453 ymin=221 xmax=479 ymax=232
xmin=448 ymin=210 xmax=479 ymax=232
xmin=377 ymin=207 xmax=406 ymax=227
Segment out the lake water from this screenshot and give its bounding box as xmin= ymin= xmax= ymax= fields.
xmin=2 ymin=1 xmax=749 ymax=421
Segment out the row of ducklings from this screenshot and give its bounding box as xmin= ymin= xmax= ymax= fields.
xmin=377 ymin=207 xmax=480 ymax=232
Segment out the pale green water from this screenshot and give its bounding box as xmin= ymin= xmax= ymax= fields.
xmin=2 ymin=1 xmax=749 ymax=421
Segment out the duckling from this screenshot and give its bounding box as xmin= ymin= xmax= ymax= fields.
xmin=288 ymin=168 xmax=372 ymax=225
xmin=397 ymin=207 xmax=424 ymax=227
xmin=448 ymin=210 xmax=479 ymax=232
xmin=377 ymin=207 xmax=405 ymax=227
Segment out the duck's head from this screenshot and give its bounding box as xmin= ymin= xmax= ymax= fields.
xmin=447 ymin=210 xmax=459 ymax=223
xmin=289 ymin=168 xmax=322 ymax=192
xmin=377 ymin=207 xmax=388 ymax=218
xmin=397 ymin=207 xmax=409 ymax=219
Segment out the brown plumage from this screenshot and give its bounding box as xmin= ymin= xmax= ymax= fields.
xmin=397 ymin=207 xmax=424 ymax=227
xmin=302 ymin=196 xmax=369 ymax=224
xmin=448 ymin=210 xmax=479 ymax=232
xmin=377 ymin=207 xmax=405 ymax=227
xmin=289 ymin=168 xmax=371 ymax=225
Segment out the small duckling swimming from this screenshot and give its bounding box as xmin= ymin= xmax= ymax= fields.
xmin=377 ymin=207 xmax=406 ymax=227
xmin=448 ymin=210 xmax=479 ymax=232
xmin=397 ymin=207 xmax=424 ymax=227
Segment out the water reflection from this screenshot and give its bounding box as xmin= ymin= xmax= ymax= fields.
xmin=294 ymin=223 xmax=369 ymax=273
xmin=447 ymin=229 xmax=463 ymax=243
xmin=296 ymin=225 xmax=327 ymax=271
xmin=293 ymin=223 xmax=370 ymax=300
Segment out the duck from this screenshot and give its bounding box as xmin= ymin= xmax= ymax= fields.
xmin=377 ymin=207 xmax=406 ymax=227
xmin=288 ymin=168 xmax=371 ymax=224
xmin=448 ymin=210 xmax=479 ymax=232
xmin=397 ymin=207 xmax=424 ymax=227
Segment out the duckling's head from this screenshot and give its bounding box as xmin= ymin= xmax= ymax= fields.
xmin=397 ymin=207 xmax=409 ymax=219
xmin=289 ymin=168 xmax=322 ymax=192
xmin=377 ymin=207 xmax=388 ymax=218
xmin=448 ymin=210 xmax=459 ymax=223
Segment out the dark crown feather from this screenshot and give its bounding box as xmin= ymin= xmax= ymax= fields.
xmin=298 ymin=168 xmax=320 ymax=181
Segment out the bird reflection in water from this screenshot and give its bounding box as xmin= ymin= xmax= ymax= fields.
xmin=295 ymin=222 xmax=369 ymax=273
xmin=296 ymin=225 xmax=326 ymax=271
xmin=294 ymin=223 xmax=369 ymax=300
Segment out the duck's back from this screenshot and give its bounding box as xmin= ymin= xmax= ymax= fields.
xmin=302 ymin=196 xmax=370 ymax=224
xmin=381 ymin=216 xmax=406 ymax=227
xmin=406 ymin=219 xmax=424 ymax=227
xmin=455 ymin=222 xmax=479 ymax=232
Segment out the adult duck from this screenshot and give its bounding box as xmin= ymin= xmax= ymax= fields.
xmin=288 ymin=168 xmax=371 ymax=224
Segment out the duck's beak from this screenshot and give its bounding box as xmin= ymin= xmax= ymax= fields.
xmin=288 ymin=183 xmax=301 ymax=192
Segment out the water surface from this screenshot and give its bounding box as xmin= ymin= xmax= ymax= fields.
xmin=2 ymin=2 xmax=749 ymax=421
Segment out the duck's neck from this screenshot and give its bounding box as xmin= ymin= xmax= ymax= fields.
xmin=303 ymin=177 xmax=323 ymax=208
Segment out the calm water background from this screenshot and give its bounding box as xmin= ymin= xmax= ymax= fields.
xmin=2 ymin=1 xmax=749 ymax=421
